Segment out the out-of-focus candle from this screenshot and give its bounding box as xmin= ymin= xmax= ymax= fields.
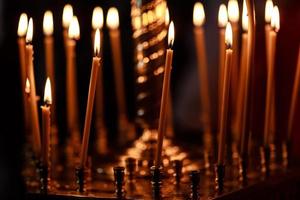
xmin=80 ymin=29 xmax=101 ymax=167
xmin=66 ymin=16 xmax=80 ymax=141
xmin=62 ymin=4 xmax=73 ymax=46
xmin=193 ymin=2 xmax=212 ymax=149
xmin=218 ymin=4 xmax=228 ymax=124
xmin=26 ymin=18 xmax=41 ymax=158
xmin=264 ymin=6 xmax=280 ymax=146
xmin=217 ymin=22 xmax=233 ymax=165
xmin=41 ymin=78 xmax=52 ymax=167
xmin=92 ymin=7 xmax=104 ymax=46
xmin=165 ymin=7 xmax=170 ymax=27
xmin=43 ymin=11 xmax=57 ymax=130
xmin=155 ymin=22 xmax=174 ymax=167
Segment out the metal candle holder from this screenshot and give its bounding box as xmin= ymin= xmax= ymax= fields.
xmin=150 ymin=166 xmax=163 ymax=199
xmin=113 ymin=166 xmax=126 ymax=199
xmin=215 ymin=164 xmax=225 ymax=193
xmin=189 ymin=170 xmax=201 ymax=200
xmin=75 ymin=166 xmax=86 ymax=193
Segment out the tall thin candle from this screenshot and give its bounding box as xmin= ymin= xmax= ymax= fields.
xmin=155 ymin=22 xmax=174 ymax=167
xmin=66 ymin=16 xmax=80 ymax=140
xmin=41 ymin=78 xmax=52 ymax=167
xmin=80 ymin=29 xmax=101 ymax=167
xmin=287 ymin=47 xmax=300 ymax=141
xmin=263 ymin=6 xmax=280 ymax=146
xmin=26 ymin=18 xmax=41 ymax=157
xmin=193 ymin=2 xmax=212 ymax=148
xmin=217 ymin=23 xmax=233 ymax=165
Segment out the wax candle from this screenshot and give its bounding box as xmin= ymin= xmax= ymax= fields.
xmin=228 ymin=0 xmax=240 ymax=115
xmin=107 ymin=7 xmax=130 ymax=140
xmin=238 ymin=1 xmax=249 ymax=156
xmin=193 ymin=2 xmax=212 ymax=147
xmin=217 ymin=23 xmax=233 ymax=165
xmin=155 ymin=22 xmax=174 ymax=167
xmin=265 ymin=0 xmax=276 ymax=142
xmin=62 ymin=4 xmax=73 ymax=46
xmin=66 ymin=16 xmax=80 ymax=139
xmin=26 ymin=18 xmax=41 ymax=157
xmin=18 ymin=13 xmax=29 ymax=133
xmin=287 ymin=47 xmax=300 ymax=141
xmin=41 ymin=78 xmax=52 ymax=167
xmin=264 ymin=6 xmax=280 ymax=146
xmin=218 ymin=4 xmax=228 ymax=124
xmin=80 ymin=29 xmax=101 ymax=167
xmin=43 ymin=11 xmax=57 ymax=129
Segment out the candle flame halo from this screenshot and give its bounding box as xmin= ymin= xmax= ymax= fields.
xmin=168 ymin=21 xmax=175 ymax=48
xmin=94 ymin=29 xmax=101 ymax=57
xmin=25 ymin=78 xmax=30 ymax=94
xmin=228 ymin=0 xmax=239 ymax=23
xmin=165 ymin=8 xmax=170 ymax=26
xmin=18 ymin=13 xmax=28 ymax=37
xmin=242 ymin=0 xmax=248 ymax=32
xmin=271 ymin=6 xmax=280 ymax=32
xmin=225 ymin=22 xmax=233 ymax=49
xmin=26 ymin=18 xmax=33 ymax=43
xmin=44 ymin=78 xmax=52 ymax=105
xmin=193 ymin=2 xmax=205 ymax=27
xmin=92 ymin=7 xmax=104 ymax=30
xmin=68 ymin=16 xmax=80 ymax=40
xmin=43 ymin=11 xmax=54 ymax=36
xmin=218 ymin=4 xmax=228 ymax=28
xmin=265 ymin=0 xmax=273 ymax=23
xmin=107 ymin=7 xmax=119 ymax=29
xmin=63 ymin=4 xmax=73 ymax=28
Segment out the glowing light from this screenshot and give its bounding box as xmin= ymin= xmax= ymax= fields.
xmin=18 ymin=13 xmax=28 ymax=37
xmin=68 ymin=16 xmax=80 ymax=40
xmin=168 ymin=21 xmax=175 ymax=48
xmin=26 ymin=18 xmax=33 ymax=43
xmin=94 ymin=29 xmax=100 ymax=56
xmin=25 ymin=78 xmax=30 ymax=94
xmin=165 ymin=8 xmax=170 ymax=26
xmin=43 ymin=11 xmax=54 ymax=36
xmin=63 ymin=4 xmax=73 ymax=28
xmin=242 ymin=0 xmax=248 ymax=31
xmin=193 ymin=2 xmax=205 ymax=27
xmin=265 ymin=0 xmax=274 ymax=23
xmin=92 ymin=7 xmax=104 ymax=30
xmin=228 ymin=0 xmax=239 ymax=23
xmin=218 ymin=4 xmax=228 ymax=28
xmin=225 ymin=22 xmax=233 ymax=48
xmin=107 ymin=7 xmax=119 ymax=29
xmin=271 ymin=6 xmax=280 ymax=32
xmin=44 ymin=78 xmax=52 ymax=105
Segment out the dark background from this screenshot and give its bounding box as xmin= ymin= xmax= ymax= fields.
xmin=0 ymin=0 xmax=299 ymax=199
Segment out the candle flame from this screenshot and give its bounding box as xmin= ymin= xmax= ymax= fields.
xmin=193 ymin=2 xmax=205 ymax=27
xmin=63 ymin=4 xmax=73 ymax=28
xmin=92 ymin=7 xmax=104 ymax=30
xmin=218 ymin=4 xmax=228 ymax=28
xmin=107 ymin=7 xmax=119 ymax=29
xmin=271 ymin=6 xmax=280 ymax=32
xmin=265 ymin=0 xmax=273 ymax=23
xmin=44 ymin=78 xmax=52 ymax=105
xmin=242 ymin=0 xmax=248 ymax=32
xmin=225 ymin=22 xmax=233 ymax=49
xmin=168 ymin=21 xmax=175 ymax=48
xmin=18 ymin=13 xmax=28 ymax=37
xmin=43 ymin=11 xmax=54 ymax=36
xmin=68 ymin=16 xmax=80 ymax=40
xmin=25 ymin=78 xmax=30 ymax=94
xmin=26 ymin=18 xmax=33 ymax=43
xmin=228 ymin=0 xmax=239 ymax=23
xmin=94 ymin=29 xmax=101 ymax=57
xmin=165 ymin=8 xmax=170 ymax=26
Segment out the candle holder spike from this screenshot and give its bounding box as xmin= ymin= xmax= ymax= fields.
xmin=125 ymin=157 xmax=136 ymax=182
xmin=260 ymin=146 xmax=270 ymax=178
xmin=75 ymin=166 xmax=87 ymax=193
xmin=189 ymin=170 xmax=201 ymax=200
xmin=215 ymin=164 xmax=225 ymax=193
xmin=282 ymin=140 xmax=291 ymax=170
xmin=172 ymin=160 xmax=183 ymax=185
xmin=150 ymin=165 xmax=163 ymax=199
xmin=113 ymin=166 xmax=126 ymax=199
xmin=38 ymin=164 xmax=49 ymax=193
xmin=238 ymin=154 xmax=248 ymax=186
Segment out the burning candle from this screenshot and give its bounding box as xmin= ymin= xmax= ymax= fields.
xmin=165 ymin=7 xmax=170 ymax=26
xmin=107 ymin=7 xmax=129 ymax=140
xmin=80 ymin=29 xmax=101 ymax=167
xmin=264 ymin=6 xmax=280 ymax=146
xmin=155 ymin=22 xmax=174 ymax=167
xmin=26 ymin=18 xmax=41 ymax=158
xmin=62 ymin=4 xmax=73 ymax=46
xmin=43 ymin=11 xmax=57 ymax=128
xmin=288 ymin=47 xmax=300 ymax=141
xmin=265 ymin=0 xmax=276 ymax=142
xmin=234 ymin=0 xmax=248 ymax=139
xmin=25 ymin=78 xmax=32 ymax=138
xmin=228 ymin=0 xmax=239 ymax=114
xmin=218 ymin=4 xmax=228 ymax=123
xmin=92 ymin=7 xmax=103 ymax=45
xmin=66 ymin=16 xmax=80 ymax=138
xmin=193 ymin=2 xmax=212 ymax=147
xmin=217 ymin=22 xmax=233 ymax=165
xmin=41 ymin=78 xmax=52 ymax=167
